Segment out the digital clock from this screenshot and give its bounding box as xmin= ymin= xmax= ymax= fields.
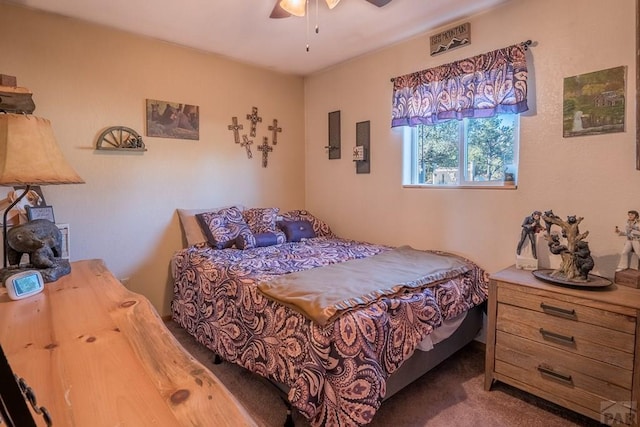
xmin=5 ymin=270 xmax=45 ymax=300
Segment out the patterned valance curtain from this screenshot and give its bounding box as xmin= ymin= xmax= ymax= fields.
xmin=391 ymin=43 xmax=529 ymax=127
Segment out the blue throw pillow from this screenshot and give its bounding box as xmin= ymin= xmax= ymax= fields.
xmin=277 ymin=220 xmax=316 ymax=242
xmin=254 ymin=232 xmax=281 ymax=247
xmin=236 ymin=231 xmax=285 ymax=249
xmin=279 ymin=210 xmax=334 ymax=237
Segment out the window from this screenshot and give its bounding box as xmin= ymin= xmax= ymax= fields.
xmin=392 ymin=43 xmax=529 ymax=188
xmin=405 ymin=114 xmax=519 ymax=187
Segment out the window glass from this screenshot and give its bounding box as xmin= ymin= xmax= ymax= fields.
xmin=406 ymin=115 xmax=519 ymax=187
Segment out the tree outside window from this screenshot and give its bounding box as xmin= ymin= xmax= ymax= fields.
xmin=410 ymin=115 xmax=518 ymax=187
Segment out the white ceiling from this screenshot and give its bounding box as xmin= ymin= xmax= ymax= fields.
xmin=7 ymin=0 xmax=511 ymax=76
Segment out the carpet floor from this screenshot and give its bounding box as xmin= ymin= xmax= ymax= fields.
xmin=166 ymin=320 xmax=602 ymax=427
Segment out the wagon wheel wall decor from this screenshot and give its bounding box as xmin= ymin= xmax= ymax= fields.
xmin=96 ymin=126 xmax=146 ymax=151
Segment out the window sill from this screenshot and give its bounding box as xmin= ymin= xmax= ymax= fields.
xmin=402 ymin=184 xmax=518 ymax=190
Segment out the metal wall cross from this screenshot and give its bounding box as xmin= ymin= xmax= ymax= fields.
xmin=241 ymin=135 xmax=254 ymax=159
xmin=257 ymin=137 xmax=273 ymax=167
xmin=246 ymin=107 xmax=262 ymax=137
xmin=227 ymin=117 xmax=243 ymax=144
xmin=268 ymin=119 xmax=282 ymax=145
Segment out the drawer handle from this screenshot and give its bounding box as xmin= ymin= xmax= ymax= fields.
xmin=537 ymin=365 xmax=573 ymax=385
xmin=540 ymin=302 xmax=577 ymax=320
xmin=539 ymin=328 xmax=575 ymax=345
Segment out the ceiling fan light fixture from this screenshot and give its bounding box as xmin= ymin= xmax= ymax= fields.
xmin=325 ymin=0 xmax=340 ymax=9
xmin=279 ymin=0 xmax=307 ymax=17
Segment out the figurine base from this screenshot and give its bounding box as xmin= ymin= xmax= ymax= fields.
xmin=516 ymin=255 xmax=538 ymax=271
xmin=0 ymin=259 xmax=71 ymax=283
xmin=614 ymin=268 xmax=640 ymax=288
xmin=532 ymin=269 xmax=612 ymax=288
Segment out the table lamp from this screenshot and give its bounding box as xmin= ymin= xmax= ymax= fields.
xmin=0 ymin=113 xmax=84 ymax=271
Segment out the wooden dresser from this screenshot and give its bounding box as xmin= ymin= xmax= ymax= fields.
xmin=0 ymin=259 xmax=258 ymax=427
xmin=485 ymin=266 xmax=640 ymax=426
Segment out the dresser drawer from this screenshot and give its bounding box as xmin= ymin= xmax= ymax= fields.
xmin=494 ymin=357 xmax=633 ymax=424
xmin=498 ymin=285 xmax=636 ymax=334
xmin=496 ymin=331 xmax=632 ymax=398
xmin=496 ymin=303 xmax=634 ymax=369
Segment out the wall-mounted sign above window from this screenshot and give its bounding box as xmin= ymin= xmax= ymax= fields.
xmin=430 ymin=22 xmax=470 ymax=56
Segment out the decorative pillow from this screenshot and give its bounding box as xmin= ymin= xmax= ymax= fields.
xmin=277 ymin=220 xmax=316 ymax=242
xmin=196 ymin=206 xmax=251 ymax=249
xmin=236 ymin=232 xmax=284 ymax=249
xmin=177 ymin=205 xmax=245 ymax=247
xmin=242 ymin=207 xmax=279 ymax=233
xmin=279 ymin=210 xmax=334 ymax=237
xmin=241 ymin=207 xmax=287 ymax=247
xmin=255 ymin=232 xmax=284 ymax=247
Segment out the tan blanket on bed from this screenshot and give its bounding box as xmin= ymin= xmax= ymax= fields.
xmin=257 ymin=246 xmax=470 ymax=326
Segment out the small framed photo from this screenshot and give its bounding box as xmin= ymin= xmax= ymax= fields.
xmin=25 ymin=205 xmax=55 ymax=222
xmin=56 ymin=223 xmax=70 ymax=259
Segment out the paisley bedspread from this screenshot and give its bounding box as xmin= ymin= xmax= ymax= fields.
xmin=171 ymin=237 xmax=488 ymax=426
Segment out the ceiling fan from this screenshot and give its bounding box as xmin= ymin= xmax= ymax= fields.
xmin=270 ymin=0 xmax=393 ymax=19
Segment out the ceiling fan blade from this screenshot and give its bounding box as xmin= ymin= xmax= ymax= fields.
xmin=270 ymin=1 xmax=292 ymax=18
xmin=365 ymin=0 xmax=392 ymax=6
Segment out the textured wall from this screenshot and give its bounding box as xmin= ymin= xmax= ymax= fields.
xmin=0 ymin=2 xmax=306 ymax=315
xmin=304 ymin=0 xmax=637 ymax=278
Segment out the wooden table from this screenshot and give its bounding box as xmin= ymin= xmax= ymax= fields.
xmin=0 ymin=259 xmax=258 ymax=427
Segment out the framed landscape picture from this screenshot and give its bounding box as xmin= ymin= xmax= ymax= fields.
xmin=563 ymin=66 xmax=626 ymax=138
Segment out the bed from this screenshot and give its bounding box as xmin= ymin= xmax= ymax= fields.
xmin=171 ymin=206 xmax=489 ymax=426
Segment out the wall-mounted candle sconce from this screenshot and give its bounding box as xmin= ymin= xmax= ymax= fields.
xmin=355 ymin=120 xmax=370 ymax=174
xmin=324 ymin=110 xmax=341 ymax=159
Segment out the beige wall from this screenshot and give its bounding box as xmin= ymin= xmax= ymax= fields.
xmin=0 ymin=2 xmax=306 ymax=315
xmin=304 ymin=0 xmax=637 ymax=278
xmin=2 ymin=0 xmax=637 ymax=316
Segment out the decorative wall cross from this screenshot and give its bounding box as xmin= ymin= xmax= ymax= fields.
xmin=241 ymin=135 xmax=253 ymax=159
xmin=246 ymin=107 xmax=262 ymax=137
xmin=257 ymin=137 xmax=273 ymax=168
xmin=227 ymin=117 xmax=243 ymax=144
xmin=228 ymin=107 xmax=281 ymax=167
xmin=268 ymin=119 xmax=282 ymax=145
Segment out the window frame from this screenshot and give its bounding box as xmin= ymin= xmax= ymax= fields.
xmin=402 ymin=115 xmax=520 ymax=189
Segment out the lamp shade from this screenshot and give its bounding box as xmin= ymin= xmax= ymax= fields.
xmin=325 ymin=0 xmax=340 ymax=9
xmin=280 ymin=0 xmax=306 ymax=17
xmin=279 ymin=0 xmax=340 ymax=17
xmin=0 ymin=114 xmax=84 ymax=186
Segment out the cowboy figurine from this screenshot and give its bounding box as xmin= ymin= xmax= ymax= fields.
xmin=517 ymin=210 xmax=543 ymax=259
xmin=615 ymin=210 xmax=640 ymax=271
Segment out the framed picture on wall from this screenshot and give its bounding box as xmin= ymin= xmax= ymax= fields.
xmin=636 ymin=0 xmax=640 ymax=170
xmin=56 ymin=223 xmax=70 ymax=259
xmin=146 ymin=99 xmax=199 ymax=140
xmin=562 ymin=66 xmax=626 ymax=138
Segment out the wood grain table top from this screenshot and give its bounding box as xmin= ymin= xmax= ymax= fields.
xmin=0 ymin=259 xmax=258 ymax=426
